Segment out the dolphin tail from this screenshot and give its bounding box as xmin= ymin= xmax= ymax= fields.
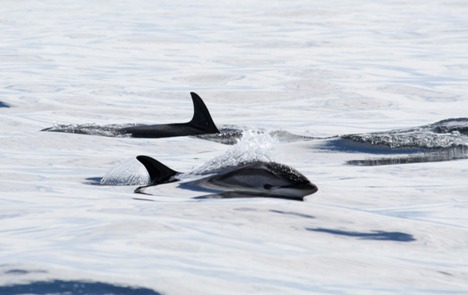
xmin=189 ymin=92 xmax=220 ymax=134
xmin=136 ymin=155 xmax=178 ymax=185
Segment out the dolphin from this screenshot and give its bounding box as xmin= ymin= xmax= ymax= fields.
xmin=41 ymin=92 xmax=220 ymax=138
xmin=135 ymin=155 xmax=318 ymax=201
xmin=118 ymin=92 xmax=219 ymax=138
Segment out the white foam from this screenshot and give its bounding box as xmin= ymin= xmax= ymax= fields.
xmin=186 ymin=129 xmax=278 ymax=176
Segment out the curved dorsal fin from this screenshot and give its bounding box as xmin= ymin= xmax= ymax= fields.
xmin=189 ymin=92 xmax=220 ymax=133
xmin=136 ymin=155 xmax=178 ymax=185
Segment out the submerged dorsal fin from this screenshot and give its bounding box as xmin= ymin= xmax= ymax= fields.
xmin=136 ymin=155 xmax=178 ymax=185
xmin=189 ymin=92 xmax=220 ymax=133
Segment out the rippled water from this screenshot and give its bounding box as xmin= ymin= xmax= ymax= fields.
xmin=1 ymin=1 xmax=468 ymax=294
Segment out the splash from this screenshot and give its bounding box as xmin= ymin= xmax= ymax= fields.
xmin=187 ymin=129 xmax=278 ymax=176
xmin=195 ymin=125 xmax=316 ymax=145
xmin=100 ymin=158 xmax=150 ymax=185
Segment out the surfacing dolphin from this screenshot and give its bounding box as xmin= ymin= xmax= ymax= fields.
xmin=41 ymin=92 xmax=220 ymax=138
xmin=135 ymin=155 xmax=318 ymax=201
xmin=325 ymin=117 xmax=468 ymax=166
xmin=118 ymin=92 xmax=219 ymax=138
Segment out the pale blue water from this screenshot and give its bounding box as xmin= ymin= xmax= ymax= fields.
xmin=1 ymin=1 xmax=468 ymax=294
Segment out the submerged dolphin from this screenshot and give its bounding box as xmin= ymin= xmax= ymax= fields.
xmin=41 ymin=92 xmax=220 ymax=138
xmin=135 ymin=155 xmax=318 ymax=201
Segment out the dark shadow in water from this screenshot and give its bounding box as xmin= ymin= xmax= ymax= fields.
xmin=347 ymin=146 xmax=468 ymax=166
xmin=3 ymin=269 xmax=47 ymax=275
xmin=194 ymin=191 xmax=304 ymax=202
xmin=133 ymin=197 xmax=156 ymax=202
xmin=132 ymin=193 xmax=305 ymax=202
xmin=0 ymin=101 xmax=10 ymax=108
xmin=307 ymin=228 xmax=415 ymax=242
xmin=0 ymin=280 xmax=161 ymax=295
xmin=270 ymin=210 xmax=315 ymax=219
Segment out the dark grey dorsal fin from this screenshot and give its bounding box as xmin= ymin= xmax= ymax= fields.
xmin=189 ymin=92 xmax=220 ymax=133
xmin=136 ymin=155 xmax=178 ymax=185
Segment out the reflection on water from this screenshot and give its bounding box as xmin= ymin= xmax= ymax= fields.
xmin=193 ymin=191 xmax=306 ymax=201
xmin=308 ymin=228 xmax=415 ymax=242
xmin=0 ymin=101 xmax=10 ymax=108
xmin=0 ymin=280 xmax=161 ymax=295
xmin=269 ymin=210 xmax=315 ymax=219
xmin=347 ymin=146 xmax=468 ymax=166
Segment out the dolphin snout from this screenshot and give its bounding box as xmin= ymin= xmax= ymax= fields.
xmin=300 ymin=182 xmax=318 ymax=195
xmin=278 ymin=181 xmax=318 ymax=197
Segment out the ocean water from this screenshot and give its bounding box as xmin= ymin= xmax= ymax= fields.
xmin=1 ymin=1 xmax=468 ymax=294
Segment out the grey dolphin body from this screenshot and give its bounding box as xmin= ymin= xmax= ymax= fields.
xmin=118 ymin=92 xmax=219 ymax=138
xmin=135 ymin=155 xmax=318 ymax=201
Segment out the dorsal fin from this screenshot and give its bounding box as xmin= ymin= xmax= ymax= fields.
xmin=189 ymin=92 xmax=220 ymax=134
xmin=136 ymin=155 xmax=178 ymax=185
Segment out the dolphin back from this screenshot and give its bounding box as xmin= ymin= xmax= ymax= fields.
xmin=118 ymin=92 xmax=219 ymax=138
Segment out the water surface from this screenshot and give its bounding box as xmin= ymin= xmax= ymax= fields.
xmin=1 ymin=1 xmax=467 ymax=294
